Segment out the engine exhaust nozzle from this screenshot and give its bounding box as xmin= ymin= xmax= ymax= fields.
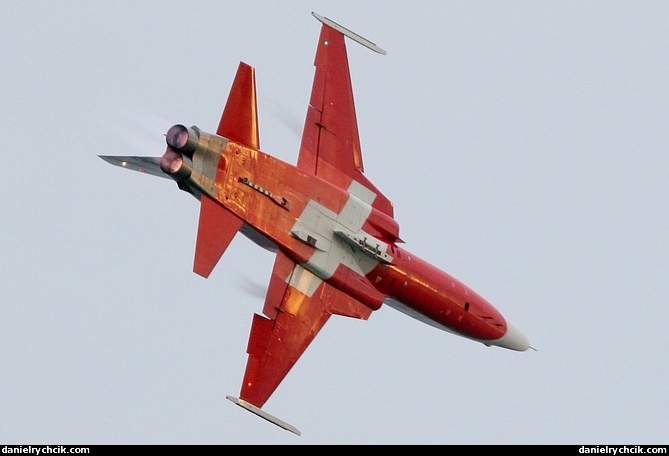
xmin=166 ymin=124 xmax=198 ymax=154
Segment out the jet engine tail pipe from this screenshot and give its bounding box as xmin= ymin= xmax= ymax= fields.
xmin=165 ymin=124 xmax=199 ymax=155
xmin=160 ymin=146 xmax=193 ymax=181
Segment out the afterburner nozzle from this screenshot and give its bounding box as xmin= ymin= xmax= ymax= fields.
xmin=160 ymin=148 xmax=184 ymax=174
xmin=166 ymin=124 xmax=199 ymax=155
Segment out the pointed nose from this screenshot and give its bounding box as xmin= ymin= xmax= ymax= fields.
xmin=493 ymin=320 xmax=530 ymax=351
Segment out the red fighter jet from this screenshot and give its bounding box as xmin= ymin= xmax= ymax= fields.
xmin=101 ymin=12 xmax=530 ymax=435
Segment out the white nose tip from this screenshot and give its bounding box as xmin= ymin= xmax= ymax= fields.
xmin=493 ymin=320 xmax=530 ymax=351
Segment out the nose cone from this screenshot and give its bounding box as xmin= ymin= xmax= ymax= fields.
xmin=493 ymin=320 xmax=530 ymax=351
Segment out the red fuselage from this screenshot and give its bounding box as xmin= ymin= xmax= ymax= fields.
xmin=210 ymin=139 xmax=528 ymax=351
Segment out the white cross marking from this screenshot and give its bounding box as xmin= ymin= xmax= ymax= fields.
xmin=289 ymin=181 xmax=380 ymax=283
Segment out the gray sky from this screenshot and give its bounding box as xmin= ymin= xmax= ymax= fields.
xmin=2 ymin=1 xmax=668 ymax=445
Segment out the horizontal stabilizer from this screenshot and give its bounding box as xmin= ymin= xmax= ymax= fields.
xmin=226 ymin=396 xmax=300 ymax=436
xmin=193 ymin=195 xmax=243 ymax=278
xmin=217 ymin=62 xmax=260 ymax=150
xmin=98 ymin=155 xmax=169 ymax=180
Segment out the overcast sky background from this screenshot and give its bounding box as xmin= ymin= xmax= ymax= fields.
xmin=2 ymin=1 xmax=668 ymax=445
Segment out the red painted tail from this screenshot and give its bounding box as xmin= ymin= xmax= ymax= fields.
xmin=193 ymin=62 xmax=260 ymax=277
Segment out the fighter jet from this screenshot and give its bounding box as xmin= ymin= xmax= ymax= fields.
xmin=100 ymin=12 xmax=530 ymax=435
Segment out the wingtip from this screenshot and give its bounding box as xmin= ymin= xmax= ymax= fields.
xmin=312 ymin=11 xmax=386 ymax=55
xmin=226 ymin=396 xmax=301 ymax=436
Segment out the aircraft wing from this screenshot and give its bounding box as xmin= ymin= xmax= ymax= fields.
xmin=236 ymin=251 xmax=371 ymax=413
xmin=297 ymin=14 xmax=394 ymax=217
xmin=98 ymin=155 xmax=169 ymax=179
